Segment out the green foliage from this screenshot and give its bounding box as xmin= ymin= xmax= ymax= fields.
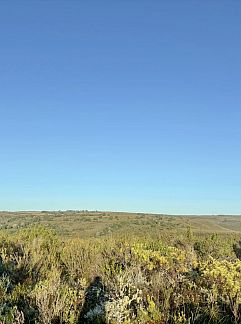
xmin=0 ymin=224 xmax=241 ymax=323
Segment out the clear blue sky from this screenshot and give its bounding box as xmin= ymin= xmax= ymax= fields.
xmin=1 ymin=1 xmax=241 ymax=214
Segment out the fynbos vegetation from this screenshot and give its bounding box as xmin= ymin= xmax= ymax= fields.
xmin=0 ymin=220 xmax=241 ymax=323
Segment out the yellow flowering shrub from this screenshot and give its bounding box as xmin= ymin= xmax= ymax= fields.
xmin=131 ymin=243 xmax=197 ymax=273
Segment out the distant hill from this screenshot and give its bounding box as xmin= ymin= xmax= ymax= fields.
xmin=1 ymin=211 xmax=241 ymax=238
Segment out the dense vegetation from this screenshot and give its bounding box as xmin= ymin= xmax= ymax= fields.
xmin=1 ymin=214 xmax=241 ymax=323
xmin=1 ymin=211 xmax=241 ymax=238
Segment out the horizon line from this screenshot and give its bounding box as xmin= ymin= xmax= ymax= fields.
xmin=0 ymin=209 xmax=241 ymax=217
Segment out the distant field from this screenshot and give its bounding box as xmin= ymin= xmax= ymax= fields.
xmin=1 ymin=210 xmax=241 ymax=238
